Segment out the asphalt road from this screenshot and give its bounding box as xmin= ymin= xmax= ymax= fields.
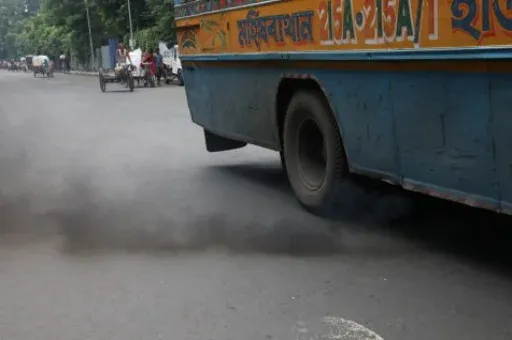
xmin=0 ymin=71 xmax=511 ymax=340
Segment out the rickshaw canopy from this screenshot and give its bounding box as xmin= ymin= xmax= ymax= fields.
xmin=32 ymin=55 xmax=50 ymax=67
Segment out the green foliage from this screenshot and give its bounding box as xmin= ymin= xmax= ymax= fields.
xmin=146 ymin=0 xmax=176 ymax=43
xmin=134 ymin=26 xmax=159 ymax=51
xmin=0 ymin=0 xmax=176 ymax=60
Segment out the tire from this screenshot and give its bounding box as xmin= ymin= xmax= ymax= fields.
xmin=177 ymin=70 xmax=184 ymax=86
xmin=128 ymin=74 xmax=135 ymax=92
xmin=279 ymin=151 xmax=286 ymax=173
xmin=149 ymin=75 xmax=156 ymax=88
xmin=99 ymin=74 xmax=106 ymax=92
xmin=283 ymin=90 xmax=347 ymax=217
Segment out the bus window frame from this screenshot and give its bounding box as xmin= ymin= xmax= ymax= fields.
xmin=175 ymin=0 xmax=284 ymax=20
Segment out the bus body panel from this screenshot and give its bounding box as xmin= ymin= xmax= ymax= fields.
xmin=175 ymin=0 xmax=512 ymax=213
xmin=184 ymin=65 xmax=281 ymax=149
xmin=490 ymin=74 xmax=512 ymax=213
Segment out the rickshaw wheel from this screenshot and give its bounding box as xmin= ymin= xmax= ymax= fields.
xmin=128 ymin=74 xmax=135 ymax=92
xmin=177 ymin=70 xmax=184 ymax=86
xmin=99 ymin=74 xmax=106 ymax=92
xmin=149 ymin=75 xmax=156 ymax=88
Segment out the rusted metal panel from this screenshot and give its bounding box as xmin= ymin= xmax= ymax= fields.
xmin=183 ymin=61 xmax=511 ymax=214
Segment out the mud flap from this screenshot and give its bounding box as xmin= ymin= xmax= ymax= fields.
xmin=204 ymin=129 xmax=247 ymax=152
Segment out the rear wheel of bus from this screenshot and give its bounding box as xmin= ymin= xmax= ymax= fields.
xmin=283 ymin=90 xmax=347 ymax=217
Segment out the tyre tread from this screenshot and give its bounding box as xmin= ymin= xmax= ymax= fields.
xmin=283 ymin=90 xmax=347 ymax=218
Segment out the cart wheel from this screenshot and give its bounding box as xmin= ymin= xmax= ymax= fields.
xmin=128 ymin=75 xmax=135 ymax=92
xmin=99 ymin=74 xmax=106 ymax=92
xmin=177 ymin=70 xmax=184 ymax=86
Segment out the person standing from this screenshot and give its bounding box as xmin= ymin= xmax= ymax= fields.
xmin=66 ymin=52 xmax=71 ymax=73
xmin=155 ymin=48 xmax=164 ymax=86
xmin=43 ymin=57 xmax=49 ymax=74
xmin=59 ymin=55 xmax=66 ymax=72
xmin=141 ymin=48 xmax=156 ymax=86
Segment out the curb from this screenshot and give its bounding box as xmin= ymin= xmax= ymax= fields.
xmin=66 ymin=71 xmax=98 ymax=76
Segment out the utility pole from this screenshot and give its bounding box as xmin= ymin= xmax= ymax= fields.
xmin=0 ymin=6 xmax=5 ymax=58
xmin=127 ymin=0 xmax=134 ymax=48
xmin=85 ymin=0 xmax=95 ymax=69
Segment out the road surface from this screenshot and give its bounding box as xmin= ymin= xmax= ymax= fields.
xmin=0 ymin=71 xmax=511 ymax=340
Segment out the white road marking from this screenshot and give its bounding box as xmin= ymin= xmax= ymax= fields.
xmin=322 ymin=316 xmax=384 ymax=340
xmin=296 ymin=316 xmax=384 ymax=340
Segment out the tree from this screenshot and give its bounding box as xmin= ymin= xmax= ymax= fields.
xmin=1 ymin=0 xmax=176 ymax=60
xmin=0 ymin=0 xmax=30 ymax=58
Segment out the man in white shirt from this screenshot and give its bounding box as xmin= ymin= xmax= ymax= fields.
xmin=115 ymin=43 xmax=132 ymax=79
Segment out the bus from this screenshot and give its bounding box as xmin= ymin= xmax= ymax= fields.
xmin=174 ymin=0 xmax=512 ymax=217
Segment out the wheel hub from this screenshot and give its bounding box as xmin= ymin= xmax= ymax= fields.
xmin=296 ymin=117 xmax=327 ymax=190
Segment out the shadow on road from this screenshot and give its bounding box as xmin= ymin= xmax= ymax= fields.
xmin=212 ymin=161 xmax=414 ymax=225
xmin=213 ymin=160 xmax=512 ymax=277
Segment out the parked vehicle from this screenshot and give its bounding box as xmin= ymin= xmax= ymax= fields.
xmin=175 ymin=0 xmax=512 ymax=216
xmin=162 ymin=45 xmax=183 ymax=86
